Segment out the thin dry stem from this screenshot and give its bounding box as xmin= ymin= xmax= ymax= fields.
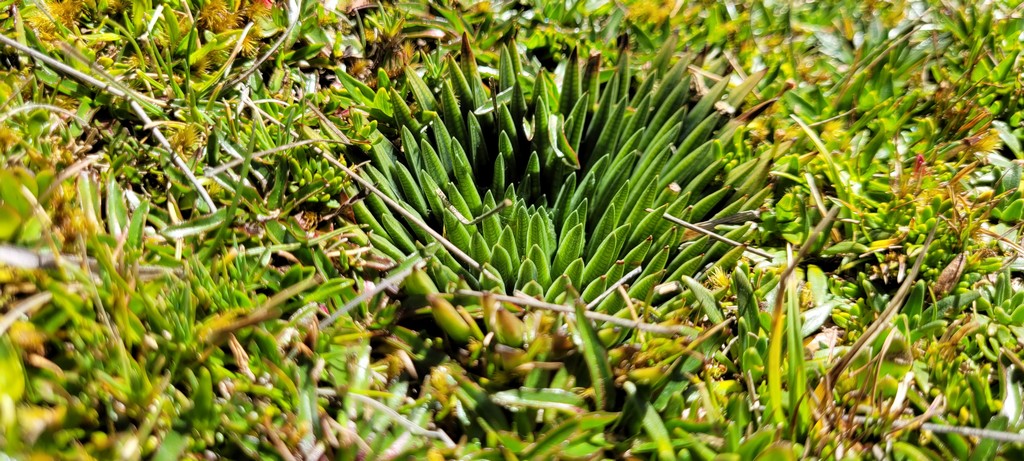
xmin=320 ymin=260 xmax=423 ymax=329
xmin=346 ymin=393 xmax=456 ymax=447
xmin=0 ymin=292 xmax=54 ymax=336
xmin=326 ymin=156 xmax=501 ymax=282
xmin=225 ymin=0 xmax=301 ymax=88
xmin=586 ymin=266 xmax=643 ymax=309
xmin=662 ymin=212 xmax=773 ymax=259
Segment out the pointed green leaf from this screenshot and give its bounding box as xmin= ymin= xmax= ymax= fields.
xmin=573 ymin=303 xmax=615 ymax=410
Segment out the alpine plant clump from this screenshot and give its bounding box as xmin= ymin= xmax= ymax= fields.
xmin=340 ymin=35 xmax=777 ymax=445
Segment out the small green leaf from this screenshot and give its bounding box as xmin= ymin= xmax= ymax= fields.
xmin=491 ymin=388 xmax=586 ymax=415
xmin=162 ymin=209 xmax=229 ymax=239
xmin=582 ymin=224 xmax=628 ymax=286
xmin=0 ymin=205 xmax=22 ymax=241
xmin=405 ymin=68 xmax=438 ymax=112
xmin=682 ymin=276 xmax=724 ymax=323
xmin=573 ymin=302 xmax=615 ymax=410
xmin=522 ymin=418 xmax=581 ymax=459
xmin=0 ymin=337 xmax=25 ymax=402
xmin=553 ymin=223 xmax=585 ymax=276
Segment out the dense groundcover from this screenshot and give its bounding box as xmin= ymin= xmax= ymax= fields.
xmin=2 ymin=0 xmax=1024 ymax=459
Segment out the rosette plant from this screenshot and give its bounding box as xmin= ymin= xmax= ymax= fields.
xmin=335 ymin=35 xmax=778 ymax=454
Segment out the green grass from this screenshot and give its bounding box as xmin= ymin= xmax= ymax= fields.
xmin=1 ymin=0 xmax=1024 ymax=459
